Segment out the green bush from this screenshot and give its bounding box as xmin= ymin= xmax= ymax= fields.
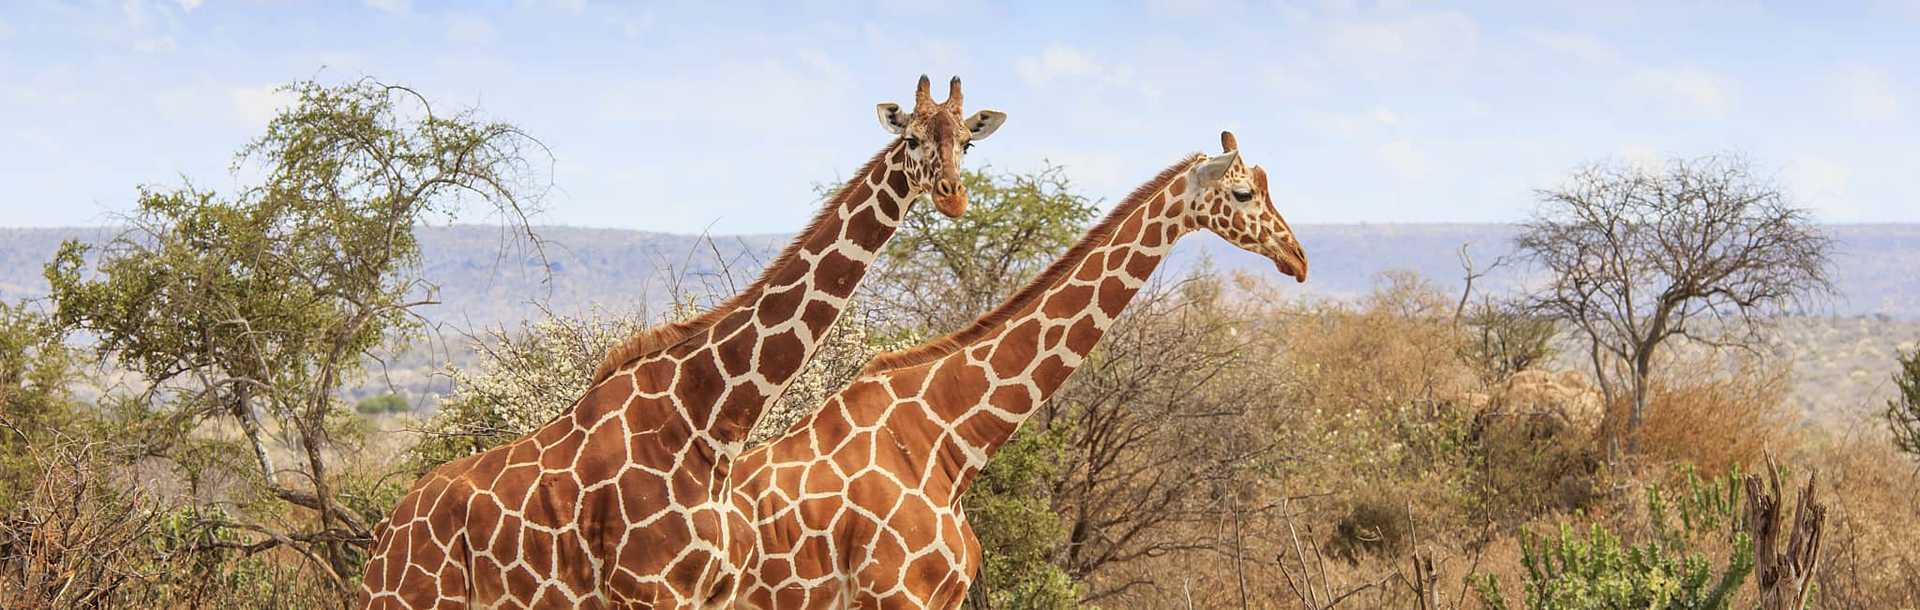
xmin=1886 ymin=348 xmax=1920 ymax=460
xmin=1475 ymin=465 xmax=1754 ymax=610
xmin=354 ymin=393 xmax=410 ymax=415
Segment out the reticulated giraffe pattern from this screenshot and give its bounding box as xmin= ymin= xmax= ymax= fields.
xmin=354 ymin=76 xmax=1005 ymax=610
xmin=729 ymin=133 xmax=1308 ymax=609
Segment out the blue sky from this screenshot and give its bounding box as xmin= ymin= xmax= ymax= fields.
xmin=1 ymin=1 xmax=1915 ymax=233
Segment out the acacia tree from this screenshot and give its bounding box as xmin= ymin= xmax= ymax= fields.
xmin=43 ymin=80 xmax=546 ymax=594
xmin=1886 ymin=348 xmax=1920 ymax=461
xmin=1515 ymin=156 xmax=1830 ymax=454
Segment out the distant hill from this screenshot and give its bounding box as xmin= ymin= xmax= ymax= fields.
xmin=4 ymin=223 xmax=1916 ymax=427
xmin=6 ymin=223 xmax=1915 ymax=325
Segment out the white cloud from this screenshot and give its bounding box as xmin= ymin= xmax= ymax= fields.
xmin=1627 ymin=67 xmax=1731 ymax=118
xmin=175 ymin=0 xmax=205 ymax=11
xmin=1013 ymin=44 xmax=1159 ymax=98
xmin=1830 ymin=65 xmax=1900 ymax=121
xmin=229 ymin=85 xmax=292 ymax=128
xmin=364 ymin=0 xmax=409 ymax=14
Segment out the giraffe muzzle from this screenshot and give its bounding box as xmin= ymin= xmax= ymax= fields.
xmin=931 ymin=178 xmax=968 ymax=218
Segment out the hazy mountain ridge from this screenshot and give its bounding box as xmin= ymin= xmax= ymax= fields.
xmin=3 ymin=223 xmax=1916 ymax=426
xmin=6 ymin=224 xmax=1915 ymax=325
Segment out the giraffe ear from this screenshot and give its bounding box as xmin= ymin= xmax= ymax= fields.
xmin=1193 ymin=151 xmax=1239 ymax=185
xmin=964 ymin=110 xmax=1007 ymax=141
xmin=876 ymin=103 xmax=908 ymax=135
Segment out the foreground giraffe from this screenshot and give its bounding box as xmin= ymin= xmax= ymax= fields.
xmin=730 ymin=132 xmax=1308 ymax=609
xmin=356 ymin=76 xmax=1007 ymax=610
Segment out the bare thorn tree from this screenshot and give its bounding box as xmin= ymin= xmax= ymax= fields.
xmin=1515 ymin=155 xmax=1831 ymax=454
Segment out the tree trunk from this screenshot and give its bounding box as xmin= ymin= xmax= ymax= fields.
xmin=1745 ymin=458 xmax=1826 ymax=610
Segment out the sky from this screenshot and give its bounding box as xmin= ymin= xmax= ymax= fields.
xmin=1 ymin=0 xmax=1916 ymax=233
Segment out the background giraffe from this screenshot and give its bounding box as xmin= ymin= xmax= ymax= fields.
xmin=355 ymin=76 xmax=1006 ymax=610
xmin=729 ymin=133 xmax=1307 ymax=609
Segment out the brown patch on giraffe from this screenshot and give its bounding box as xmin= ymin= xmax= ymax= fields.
xmin=887 ymin=498 xmax=940 ymax=549
xmin=866 ymin=534 xmax=909 ymax=591
xmin=524 ymin=474 xmax=581 ymax=529
xmin=802 ymin=461 xmax=845 ymax=496
xmin=840 ymin=382 xmax=887 ymax=427
xmin=573 ymin=421 xmax=627 ymax=485
xmin=670 ymin=356 xmax=726 ymax=420
xmin=1073 ymin=252 xmax=1106 ymax=282
xmin=845 ymin=204 xmax=888 ymax=251
xmin=774 ymin=463 xmax=805 ymax=495
xmin=885 ymin=366 xmax=928 ymax=398
xmin=811 ymin=399 xmax=853 ymax=442
xmin=1065 ymin=316 xmax=1101 ymax=355
xmin=1043 ymin=284 xmax=1093 ymax=317
xmin=800 ymin=300 xmax=838 ymax=340
xmin=552 ymin=530 xmax=595 ymax=588
xmin=754 ymin=284 xmax=805 ymax=328
xmin=885 ymin=166 xmax=909 ymax=197
xmin=798 ymin=495 xmax=840 ymax=531
xmin=503 ymin=564 xmax=539 ymax=601
xmin=530 ymin=415 xmax=571 ymax=447
xmin=1032 ymin=354 xmax=1073 ymax=392
xmin=986 ymin=385 xmax=1035 ymax=420
xmin=572 ymin=374 xmax=631 ymax=426
xmin=538 ymin=429 xmax=586 ymax=470
xmin=1127 ymin=251 xmax=1160 ymax=279
xmin=1097 ymin=277 xmax=1130 ymax=319
xmin=811 ymin=250 xmax=861 ymax=299
xmin=466 ymin=496 xmax=504 ymax=544
xmin=927 ymin=358 xmax=990 ymax=412
xmin=488 ymin=514 xmax=523 ymax=559
xmin=875 ymin=189 xmax=902 ymax=219
xmin=953 ymin=411 xmax=1015 ymax=458
xmin=988 ymin=319 xmax=1042 ymax=378
xmin=669 ymin=464 xmax=706 ymax=506
xmin=759 ymin=330 xmax=806 ymax=384
xmin=850 ymin=470 xmax=906 ymax=517
xmin=1114 ymin=209 xmax=1144 ymax=245
xmin=831 ymin=430 xmax=875 ymax=474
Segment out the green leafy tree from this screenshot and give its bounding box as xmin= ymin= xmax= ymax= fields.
xmin=870 ymin=163 xmax=1100 ymax=332
xmin=0 ymin=302 xmax=85 ymax=510
xmin=43 ymin=79 xmax=545 ymax=597
xmin=1886 ymin=348 xmax=1920 ymax=460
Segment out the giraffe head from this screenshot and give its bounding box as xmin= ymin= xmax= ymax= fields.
xmin=875 ymin=75 xmax=1007 ymax=218
xmin=1187 ymin=131 xmax=1309 ymax=282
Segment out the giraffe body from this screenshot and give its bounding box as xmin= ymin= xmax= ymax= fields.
xmin=355 ymin=77 xmax=1006 ymax=610
xmin=730 ymin=134 xmax=1307 ymax=610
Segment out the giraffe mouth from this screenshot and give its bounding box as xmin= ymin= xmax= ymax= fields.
xmin=1270 ymin=238 xmax=1308 ymax=283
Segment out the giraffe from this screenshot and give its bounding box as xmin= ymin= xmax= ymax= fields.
xmin=355 ymin=76 xmax=1007 ymax=610
xmin=729 ymin=132 xmax=1307 ymax=609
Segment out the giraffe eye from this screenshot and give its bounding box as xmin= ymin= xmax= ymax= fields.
xmin=905 ymin=136 xmax=921 ymax=149
xmin=1231 ymin=188 xmax=1254 ymax=203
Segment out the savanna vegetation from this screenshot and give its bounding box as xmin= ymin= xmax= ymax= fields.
xmin=3 ymin=80 xmax=1916 ymax=610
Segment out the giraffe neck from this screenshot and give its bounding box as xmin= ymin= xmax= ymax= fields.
xmin=676 ymin=139 xmax=920 ymax=445
xmin=881 ymin=157 xmax=1204 ymax=500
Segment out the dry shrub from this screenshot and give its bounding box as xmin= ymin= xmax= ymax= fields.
xmin=0 ymin=434 xmax=166 ymax=609
xmin=1635 ymin=357 xmax=1797 ymax=476
xmin=1808 ymin=432 xmax=1920 ymax=610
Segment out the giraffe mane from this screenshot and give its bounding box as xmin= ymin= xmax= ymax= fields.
xmin=859 ymin=153 xmax=1207 ymax=376
xmin=589 ymin=141 xmax=902 ymax=385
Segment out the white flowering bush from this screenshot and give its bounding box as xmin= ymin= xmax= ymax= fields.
xmin=407 ymin=300 xmax=901 ymax=471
